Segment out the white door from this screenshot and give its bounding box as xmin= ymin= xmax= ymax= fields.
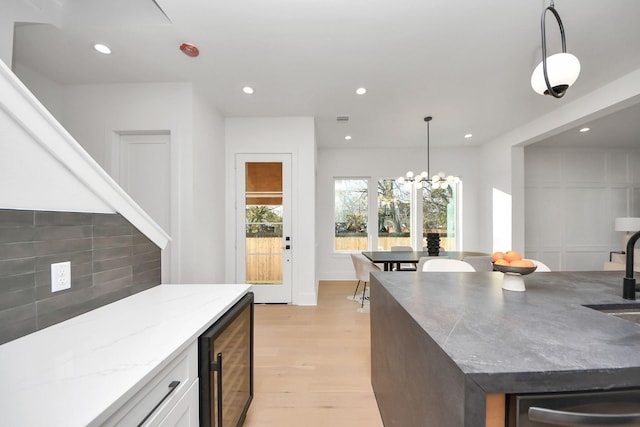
xmin=236 ymin=154 xmax=292 ymax=303
xmin=114 ymin=132 xmax=171 ymax=282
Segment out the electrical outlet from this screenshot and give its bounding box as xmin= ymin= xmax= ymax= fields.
xmin=51 ymin=261 xmax=71 ymax=292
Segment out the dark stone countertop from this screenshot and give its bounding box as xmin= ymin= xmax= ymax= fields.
xmin=372 ymin=270 xmax=640 ymax=394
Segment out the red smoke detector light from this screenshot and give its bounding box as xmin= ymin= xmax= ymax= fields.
xmin=180 ymin=43 xmax=199 ymax=57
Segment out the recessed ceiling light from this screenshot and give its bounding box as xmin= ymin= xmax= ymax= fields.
xmin=242 ymin=86 xmax=254 ymax=95
xmin=464 ymin=133 xmax=473 ymax=139
xmin=356 ymin=87 xmax=367 ymax=95
xmin=579 ymin=127 xmax=590 ymax=133
xmin=345 ymin=135 xmax=352 ymax=140
xmin=93 ymin=43 xmax=111 ymax=55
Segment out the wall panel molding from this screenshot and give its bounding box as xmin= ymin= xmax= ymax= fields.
xmin=525 ymin=145 xmax=640 ymax=270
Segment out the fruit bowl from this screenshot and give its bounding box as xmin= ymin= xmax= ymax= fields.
xmin=492 ymin=263 xmax=537 ymax=275
xmin=492 ymin=263 xmax=536 ymax=292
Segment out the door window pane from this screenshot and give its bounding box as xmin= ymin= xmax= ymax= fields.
xmin=378 ymin=178 xmax=411 ymax=250
xmin=423 ymin=182 xmax=459 ymax=251
xmin=245 ymin=162 xmax=283 ymax=284
xmin=334 ymin=178 xmax=368 ymax=251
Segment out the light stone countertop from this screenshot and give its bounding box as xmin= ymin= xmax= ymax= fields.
xmin=0 ymin=284 xmax=250 ymax=426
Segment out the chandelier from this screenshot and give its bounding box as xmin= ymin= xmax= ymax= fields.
xmin=530 ymin=1 xmax=580 ymax=98
xmin=398 ymin=116 xmax=460 ymax=190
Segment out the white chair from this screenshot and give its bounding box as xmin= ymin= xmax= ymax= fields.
xmin=391 ymin=245 xmax=417 ymax=271
xmin=416 ymin=256 xmax=442 ymax=272
xmin=463 ymin=255 xmax=493 ymax=272
xmin=350 ymin=254 xmax=382 ymax=307
xmin=530 ymin=259 xmax=551 ymax=272
xmin=422 ymin=259 xmax=476 ymax=272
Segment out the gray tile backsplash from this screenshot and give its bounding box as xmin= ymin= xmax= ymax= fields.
xmin=0 ymin=209 xmax=161 ymax=345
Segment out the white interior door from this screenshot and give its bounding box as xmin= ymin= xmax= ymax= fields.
xmin=115 ymin=133 xmax=171 ymax=282
xmin=236 ymin=154 xmax=292 ymax=303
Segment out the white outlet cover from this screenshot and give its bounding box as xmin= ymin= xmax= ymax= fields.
xmin=51 ymin=261 xmax=71 ymax=292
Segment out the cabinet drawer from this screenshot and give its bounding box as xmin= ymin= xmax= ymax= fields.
xmin=105 ymin=342 xmax=198 ymax=427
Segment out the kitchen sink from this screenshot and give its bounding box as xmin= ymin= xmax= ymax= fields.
xmin=600 ymin=309 xmax=640 ymax=324
xmin=586 ymin=303 xmax=640 ymax=325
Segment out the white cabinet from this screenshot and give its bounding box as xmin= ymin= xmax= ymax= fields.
xmin=159 ymin=379 xmax=199 ymax=427
xmin=0 ymin=285 xmax=251 ymax=427
xmin=105 ymin=342 xmax=198 ymax=426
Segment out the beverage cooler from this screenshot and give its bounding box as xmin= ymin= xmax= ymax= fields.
xmin=199 ymin=292 xmax=254 ymax=427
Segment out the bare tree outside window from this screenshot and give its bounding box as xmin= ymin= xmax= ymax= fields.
xmin=333 ymin=177 xmax=460 ymax=252
xmin=246 ymin=205 xmax=283 ymax=236
xmin=423 ymin=184 xmax=458 ymax=250
xmin=334 ymin=179 xmax=368 ymax=251
xmin=377 ymin=178 xmax=411 ymax=249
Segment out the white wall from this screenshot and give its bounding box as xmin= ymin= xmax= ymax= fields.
xmin=0 ymin=61 xmax=169 ymax=249
xmin=0 ymin=0 xmax=61 ymax=67
xmin=524 ymin=145 xmax=640 ymax=270
xmin=0 ymin=16 xmax=13 ymax=67
xmin=59 ymin=82 xmax=226 ymax=283
xmin=316 ymin=145 xmax=482 ymax=281
xmin=0 ymin=93 xmax=111 ymax=214
xmin=224 ymin=117 xmax=317 ymax=305
xmin=13 ymin=62 xmax=64 ymax=119
xmin=477 ymin=141 xmax=525 ymax=254
xmin=190 ymin=91 xmax=226 ymax=282
xmin=476 ymin=69 xmax=640 ymax=258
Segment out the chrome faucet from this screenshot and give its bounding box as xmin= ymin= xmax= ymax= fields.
xmin=623 ymin=229 xmax=640 ymax=299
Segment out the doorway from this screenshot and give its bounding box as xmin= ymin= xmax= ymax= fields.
xmin=112 ymin=132 xmax=171 ymax=282
xmin=236 ymin=154 xmax=292 ymax=303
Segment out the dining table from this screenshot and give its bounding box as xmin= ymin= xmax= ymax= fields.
xmin=361 ymin=250 xmax=490 ymax=271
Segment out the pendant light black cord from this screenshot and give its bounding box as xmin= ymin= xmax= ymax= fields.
xmin=424 ymin=116 xmax=432 ymax=178
xmin=541 ymin=1 xmax=568 ymax=98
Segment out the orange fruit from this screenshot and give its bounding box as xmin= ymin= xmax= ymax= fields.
xmin=504 ymin=250 xmax=522 ymax=263
xmin=491 ymin=251 xmax=506 ymax=263
xmin=494 ymin=259 xmax=510 ymax=266
xmin=510 ymin=259 xmax=534 ymax=268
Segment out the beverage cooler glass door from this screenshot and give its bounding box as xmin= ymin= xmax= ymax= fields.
xmin=199 ymin=292 xmax=254 ymax=427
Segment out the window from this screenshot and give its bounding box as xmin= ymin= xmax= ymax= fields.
xmin=423 ymin=182 xmax=459 ymax=250
xmin=334 ymin=178 xmax=368 ymax=251
xmin=377 ymin=178 xmax=411 ymax=249
xmin=333 ymin=177 xmax=461 ymax=252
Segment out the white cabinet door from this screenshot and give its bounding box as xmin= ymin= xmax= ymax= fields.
xmin=105 ymin=343 xmax=197 ymax=427
xmin=158 ymin=379 xmax=199 ymax=427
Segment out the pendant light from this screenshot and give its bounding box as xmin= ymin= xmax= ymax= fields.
xmin=530 ymin=1 xmax=580 ymax=98
xmin=397 ymin=116 xmax=460 ymax=190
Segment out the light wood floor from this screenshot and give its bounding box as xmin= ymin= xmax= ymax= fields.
xmin=243 ymin=281 xmax=384 ymax=427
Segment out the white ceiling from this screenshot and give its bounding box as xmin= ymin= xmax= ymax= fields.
xmin=11 ymin=0 xmax=640 ymax=149
xmin=535 ymin=102 xmax=640 ymax=148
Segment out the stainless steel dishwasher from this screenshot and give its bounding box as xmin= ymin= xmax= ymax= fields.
xmin=508 ymin=389 xmax=640 ymax=426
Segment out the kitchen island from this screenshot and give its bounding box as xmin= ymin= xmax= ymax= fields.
xmin=0 ymin=284 xmax=250 ymax=426
xmin=370 ymin=271 xmax=640 ymax=427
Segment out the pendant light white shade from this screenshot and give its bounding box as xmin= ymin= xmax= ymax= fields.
xmin=531 ymin=52 xmax=581 ymax=96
